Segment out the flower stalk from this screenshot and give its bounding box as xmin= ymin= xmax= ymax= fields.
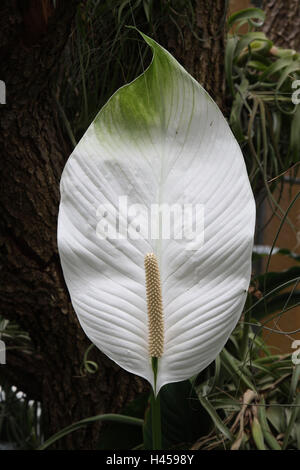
xmin=145 ymin=254 xmax=164 ymax=449
xmin=150 ymin=387 xmax=162 ymax=450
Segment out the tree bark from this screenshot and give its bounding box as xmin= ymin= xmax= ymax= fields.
xmin=0 ymin=0 xmax=146 ymax=450
xmin=0 ymin=0 xmax=228 ymax=449
xmin=156 ymin=0 xmax=227 ymax=110
xmin=263 ymin=0 xmax=300 ymax=51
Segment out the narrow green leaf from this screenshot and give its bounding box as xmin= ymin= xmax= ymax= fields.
xmin=228 ymin=8 xmax=266 ymax=28
xmin=38 ymin=414 xmax=143 ymax=450
xmin=251 ymin=416 xmax=266 ymax=450
xmin=259 ymin=57 xmax=293 ymax=82
xmin=258 ymin=398 xmax=281 ymax=450
xmin=220 ymin=349 xmax=256 ymax=391
xmin=197 ymin=394 xmax=233 ymax=442
xmin=282 ymin=394 xmax=300 ymax=449
xmin=225 ymin=36 xmax=239 ymax=96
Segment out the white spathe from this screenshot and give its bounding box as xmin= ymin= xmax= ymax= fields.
xmin=57 ymin=32 xmax=256 ymax=394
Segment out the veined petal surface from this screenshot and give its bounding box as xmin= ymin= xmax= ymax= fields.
xmin=57 ymin=32 xmax=256 ymax=393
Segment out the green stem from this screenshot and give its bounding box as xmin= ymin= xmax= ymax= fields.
xmin=150 ymin=390 xmax=162 ymax=450
xmin=241 ymin=294 xmax=252 ymax=360
xmin=150 ymin=356 xmax=162 ymax=450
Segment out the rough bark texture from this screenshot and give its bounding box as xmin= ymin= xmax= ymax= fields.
xmin=157 ymin=0 xmax=227 ymax=111
xmin=0 ymin=0 xmax=146 ymax=450
xmin=0 ymin=0 xmax=228 ymax=449
xmin=263 ymin=0 xmax=300 ymax=51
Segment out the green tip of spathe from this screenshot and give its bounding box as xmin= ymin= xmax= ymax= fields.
xmin=124 ymin=26 xmax=158 ymax=54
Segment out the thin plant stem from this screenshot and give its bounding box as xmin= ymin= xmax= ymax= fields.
xmin=150 ymin=390 xmax=162 ymax=450
xmin=241 ymin=294 xmax=252 ymax=360
xmin=151 ymin=356 xmax=162 ymax=450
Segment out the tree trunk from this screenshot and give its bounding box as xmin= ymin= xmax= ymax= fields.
xmin=0 ymin=0 xmax=228 ymax=449
xmin=156 ymin=0 xmax=227 ymax=110
xmin=263 ymin=0 xmax=300 ymax=51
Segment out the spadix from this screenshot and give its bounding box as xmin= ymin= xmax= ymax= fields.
xmin=57 ymin=32 xmax=256 ymax=394
xmin=144 ymin=253 xmax=164 ymax=359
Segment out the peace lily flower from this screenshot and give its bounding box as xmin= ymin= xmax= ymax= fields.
xmin=57 ymin=32 xmax=255 ymax=398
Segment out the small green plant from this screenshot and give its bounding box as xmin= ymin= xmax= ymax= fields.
xmin=226 ymin=8 xmax=299 ymax=200
xmin=0 ymin=383 xmax=42 ymax=450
